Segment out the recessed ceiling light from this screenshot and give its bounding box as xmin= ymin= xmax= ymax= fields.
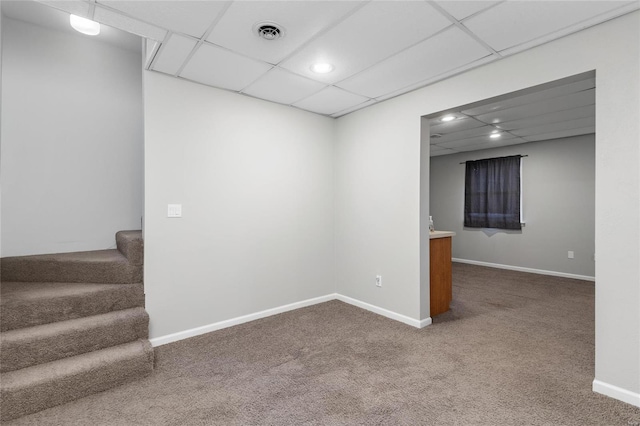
xmin=440 ymin=115 xmax=456 ymax=122
xmin=311 ymin=63 xmax=334 ymax=74
xmin=490 ymin=132 xmax=502 ymax=139
xmin=70 ymin=14 xmax=100 ymax=36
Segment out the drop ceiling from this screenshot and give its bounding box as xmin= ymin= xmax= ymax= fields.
xmin=428 ymin=72 xmax=595 ymax=156
xmin=22 ymin=0 xmax=636 ymax=118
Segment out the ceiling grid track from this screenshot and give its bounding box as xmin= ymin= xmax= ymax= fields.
xmin=173 ymin=1 xmax=234 ymax=78
xmin=427 ymin=1 xmax=502 ymax=59
xmin=25 ymin=0 xmax=639 ymax=119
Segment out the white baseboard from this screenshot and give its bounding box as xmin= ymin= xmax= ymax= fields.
xmin=419 ymin=317 xmax=433 ymax=328
xmin=149 ymin=293 xmax=336 ymax=347
xmin=593 ymin=379 xmax=640 ymax=408
xmin=452 ymin=258 xmax=595 ymax=282
xmin=150 ymin=293 xmax=430 ymax=347
xmin=336 ymin=294 xmax=430 ymax=329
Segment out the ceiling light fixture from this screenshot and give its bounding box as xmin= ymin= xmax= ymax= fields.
xmin=311 ymin=63 xmax=334 ymax=74
xmin=440 ymin=115 xmax=456 ymax=122
xmin=490 ymin=132 xmax=502 ymax=139
xmin=70 ymin=14 xmax=100 ymax=36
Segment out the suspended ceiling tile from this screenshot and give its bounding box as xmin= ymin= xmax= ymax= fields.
xmin=463 ymin=1 xmax=634 ymax=52
xmin=207 ymin=1 xmax=360 ymax=65
xmin=36 ymin=0 xmax=90 ymax=18
xmin=498 ymin=105 xmax=595 ymax=131
xmin=280 ymin=1 xmax=451 ymax=84
xmin=462 ymin=77 xmax=595 ymax=116
xmin=331 ymin=99 xmax=378 ymax=118
xmin=374 ymin=55 xmax=498 ymax=103
xmin=429 ymin=116 xmax=487 ymax=135
xmin=433 ymin=1 xmax=500 ymax=21
xmin=512 ymin=117 xmax=596 ymax=137
xmin=151 ymin=34 xmax=197 ymax=76
xmin=93 ymin=6 xmax=167 ymax=41
xmin=337 ymin=27 xmax=491 ymax=99
xmin=97 ymin=0 xmax=227 ymax=38
xmin=523 ymin=126 xmax=596 ymax=142
xmin=454 ymin=138 xmax=528 ymax=152
xmin=293 ymin=86 xmax=370 ymax=116
xmin=436 ymin=132 xmax=518 ymax=150
xmin=433 ymin=125 xmax=499 ymax=144
xmin=180 ymin=43 xmax=272 ymax=92
xmin=475 ymin=89 xmax=595 ymax=124
xmin=501 ymin=3 xmax=640 ymax=58
xmin=242 ymin=68 xmax=327 ymax=106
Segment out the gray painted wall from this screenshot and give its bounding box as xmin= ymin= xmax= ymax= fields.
xmin=1 ymin=12 xmax=3 ymax=258
xmin=144 ymin=72 xmax=335 ymax=339
xmin=430 ymin=135 xmax=595 ymax=278
xmin=1 ymin=17 xmax=143 ymax=256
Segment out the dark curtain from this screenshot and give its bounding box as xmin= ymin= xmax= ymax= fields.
xmin=464 ymin=155 xmax=521 ymax=230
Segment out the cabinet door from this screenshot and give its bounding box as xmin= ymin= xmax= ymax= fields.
xmin=430 ymin=237 xmax=452 ymax=316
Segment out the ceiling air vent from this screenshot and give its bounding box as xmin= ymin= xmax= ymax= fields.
xmin=254 ymin=22 xmax=284 ymax=41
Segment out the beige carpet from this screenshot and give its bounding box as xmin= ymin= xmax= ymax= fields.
xmin=7 ymin=263 xmax=640 ymax=425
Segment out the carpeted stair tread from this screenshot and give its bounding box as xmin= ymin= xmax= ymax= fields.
xmin=1 ymin=308 xmax=149 ymax=373
xmin=0 ymin=339 xmax=154 ymax=421
xmin=0 ymin=282 xmax=145 ymax=332
xmin=1 ymin=249 xmax=142 ymax=284
xmin=116 ymin=230 xmax=143 ymax=265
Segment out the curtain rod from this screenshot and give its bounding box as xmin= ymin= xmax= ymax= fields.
xmin=459 ymin=154 xmax=528 ymax=165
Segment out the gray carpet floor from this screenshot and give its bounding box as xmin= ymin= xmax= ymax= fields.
xmin=7 ymin=263 xmax=640 ymax=425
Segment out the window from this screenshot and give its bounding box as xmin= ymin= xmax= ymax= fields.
xmin=464 ymin=155 xmax=522 ymax=230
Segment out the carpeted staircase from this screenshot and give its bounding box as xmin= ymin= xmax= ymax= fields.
xmin=0 ymin=231 xmax=154 ymax=421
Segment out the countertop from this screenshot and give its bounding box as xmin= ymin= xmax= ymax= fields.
xmin=429 ymin=230 xmax=456 ymax=239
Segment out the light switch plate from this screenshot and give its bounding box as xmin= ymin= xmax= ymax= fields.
xmin=168 ymin=204 xmax=182 ymax=218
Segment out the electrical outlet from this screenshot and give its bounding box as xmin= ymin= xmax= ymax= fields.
xmin=375 ymin=275 xmax=382 ymax=287
xmin=568 ymin=251 xmax=574 ymax=259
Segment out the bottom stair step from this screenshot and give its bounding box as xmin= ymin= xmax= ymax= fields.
xmin=0 ymin=339 xmax=154 ymax=422
xmin=1 ymin=307 xmax=150 ymax=373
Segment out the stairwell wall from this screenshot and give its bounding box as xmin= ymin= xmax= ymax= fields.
xmin=0 ymin=17 xmax=144 ymax=256
xmin=143 ymin=72 xmax=335 ymax=340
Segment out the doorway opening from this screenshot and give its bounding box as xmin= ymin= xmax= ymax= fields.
xmin=420 ymin=70 xmax=596 ymax=321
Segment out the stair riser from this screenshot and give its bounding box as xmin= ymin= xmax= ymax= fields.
xmin=2 ymin=260 xmax=142 ymax=284
xmin=1 ymin=284 xmax=145 ymax=332
xmin=116 ymin=231 xmax=144 ymax=266
xmin=1 ymin=309 xmax=149 ymax=373
xmin=0 ymin=231 xmax=150 ymax=421
xmin=0 ymin=341 xmax=154 ymax=422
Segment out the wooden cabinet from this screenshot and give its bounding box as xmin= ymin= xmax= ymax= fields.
xmin=430 ymin=235 xmax=453 ymax=317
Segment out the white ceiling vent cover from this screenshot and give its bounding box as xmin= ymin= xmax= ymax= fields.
xmin=254 ymin=22 xmax=285 ymax=41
